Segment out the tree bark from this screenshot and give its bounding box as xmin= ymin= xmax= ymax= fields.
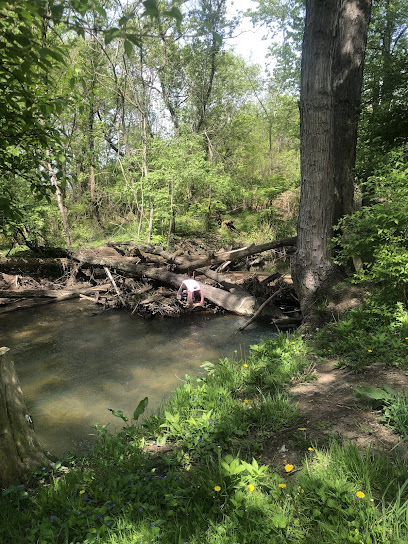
xmin=0 ymin=347 xmax=53 ymax=487
xmin=291 ymin=0 xmax=371 ymax=320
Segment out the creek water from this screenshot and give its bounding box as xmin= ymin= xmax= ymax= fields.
xmin=0 ymin=300 xmax=274 ymax=455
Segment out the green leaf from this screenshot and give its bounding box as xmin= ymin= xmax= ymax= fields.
xmin=213 ymin=31 xmax=223 ymax=46
xmin=354 ymin=386 xmax=393 ymax=401
xmin=133 ymin=397 xmax=148 ymax=421
xmin=108 ymin=409 xmax=128 ymax=422
xmin=125 ymin=33 xmax=141 ymax=47
xmin=124 ymin=40 xmax=133 ymax=58
xmin=272 ymin=513 xmax=288 ymax=528
xmin=142 ymin=0 xmax=160 ymax=18
xmin=104 ymin=28 xmax=121 ymax=45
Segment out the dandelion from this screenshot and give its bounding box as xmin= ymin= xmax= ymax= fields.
xmin=214 ymin=485 xmax=221 ymax=492
xmin=244 ymin=399 xmax=249 ymax=404
xmin=285 ymin=464 xmax=294 ymax=472
xmin=405 ymin=337 xmax=408 ymax=340
xmin=367 ymin=349 xmax=372 ymax=353
xmin=247 ymin=484 xmax=255 ymax=492
xmin=278 ymin=483 xmax=286 ymax=488
xmin=298 ymin=427 xmax=306 ymax=431
xmin=356 ymin=491 xmax=365 ymax=499
xmin=273 ymin=342 xmax=277 ymax=345
xmin=243 ymin=363 xmax=248 ymax=368
xmin=308 ymin=447 xmax=314 ymax=452
xmin=79 ymin=489 xmax=85 ymax=495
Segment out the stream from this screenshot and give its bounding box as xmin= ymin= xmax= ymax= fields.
xmin=0 ymin=300 xmax=274 ymax=454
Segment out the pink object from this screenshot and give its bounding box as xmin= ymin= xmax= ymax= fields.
xmin=177 ymin=279 xmax=204 ymax=309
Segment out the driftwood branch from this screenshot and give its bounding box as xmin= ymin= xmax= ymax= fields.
xmin=238 ymin=287 xmax=285 ymax=332
xmin=175 ymin=237 xmax=297 ymax=272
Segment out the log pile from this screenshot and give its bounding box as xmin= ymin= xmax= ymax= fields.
xmin=0 ymin=237 xmax=300 ymax=327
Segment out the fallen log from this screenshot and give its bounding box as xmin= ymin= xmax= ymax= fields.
xmin=106 ymin=237 xmax=297 ymax=273
xmin=73 ymin=253 xmax=284 ymax=317
xmin=0 ymin=285 xmax=111 ymax=314
xmin=172 ymin=236 xmax=297 ymax=272
xmin=0 ymin=284 xmax=110 ymax=298
xmin=0 ymin=257 xmax=71 ymax=274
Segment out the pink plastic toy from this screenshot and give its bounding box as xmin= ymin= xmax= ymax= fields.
xmin=177 ymin=279 xmax=204 ymax=309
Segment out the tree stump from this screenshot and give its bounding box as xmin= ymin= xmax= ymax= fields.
xmin=0 ymin=347 xmax=53 ymax=488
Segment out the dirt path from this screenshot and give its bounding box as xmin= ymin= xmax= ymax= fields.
xmin=261 ymin=360 xmax=408 ymax=468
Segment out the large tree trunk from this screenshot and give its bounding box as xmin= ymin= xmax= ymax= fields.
xmin=0 ymin=348 xmax=53 ymax=487
xmin=291 ymin=0 xmax=371 ymax=321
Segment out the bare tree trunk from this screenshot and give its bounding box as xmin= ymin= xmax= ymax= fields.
xmin=167 ymin=177 xmax=174 ymax=246
xmin=0 ymin=348 xmax=53 ymax=487
xmin=44 ymin=161 xmax=72 ymax=248
xmin=147 ymin=198 xmax=154 ymax=243
xmin=291 ymin=0 xmax=371 ymax=321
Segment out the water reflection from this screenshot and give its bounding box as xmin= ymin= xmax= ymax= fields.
xmin=0 ymin=300 xmax=274 ymax=454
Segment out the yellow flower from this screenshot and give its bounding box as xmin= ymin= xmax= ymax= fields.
xmin=243 ymin=363 xmax=248 ymax=368
xmin=405 ymin=337 xmax=408 ymax=340
xmin=79 ymin=490 xmax=85 ymax=494
xmin=273 ymin=342 xmax=277 ymax=345
xmin=284 ymin=464 xmax=294 ymax=473
xmin=278 ymin=483 xmax=286 ymax=488
xmin=308 ymin=447 xmax=314 ymax=452
xmin=247 ymin=484 xmax=255 ymax=492
xmin=298 ymin=427 xmax=307 ymax=431
xmin=214 ymin=485 xmax=221 ymax=492
xmin=356 ymin=491 xmax=365 ymax=499
xmin=367 ymin=349 xmax=372 ymax=353
xmin=244 ymin=399 xmax=249 ymax=404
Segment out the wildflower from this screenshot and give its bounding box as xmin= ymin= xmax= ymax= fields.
xmin=273 ymin=342 xmax=277 ymax=345
xmin=50 ymin=516 xmax=56 ymax=521
xmin=405 ymin=337 xmax=408 ymax=340
xmin=278 ymin=483 xmax=286 ymax=488
xmin=285 ymin=464 xmax=294 ymax=472
xmin=79 ymin=489 xmax=85 ymax=494
xmin=247 ymin=484 xmax=255 ymax=492
xmin=308 ymin=447 xmax=314 ymax=452
xmin=244 ymin=399 xmax=249 ymax=404
xmin=77 ymin=511 xmax=82 ymax=515
xmin=96 ymin=514 xmax=102 ymax=520
xmin=243 ymin=363 xmax=248 ymax=368
xmin=139 ymin=507 xmax=143 ymax=512
xmin=367 ymin=349 xmax=372 ymax=353
xmin=209 ymin=420 xmax=213 ymax=425
xmin=356 ymin=491 xmax=365 ymax=499
xmin=298 ymin=427 xmax=306 ymax=431
xmin=214 ymin=486 xmax=221 ymax=492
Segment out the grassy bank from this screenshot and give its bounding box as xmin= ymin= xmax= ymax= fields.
xmin=1 ymin=333 xmax=408 ymax=544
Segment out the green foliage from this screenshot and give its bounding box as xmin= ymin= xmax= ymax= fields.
xmin=317 ymin=299 xmax=408 ymax=370
xmin=333 ymin=145 xmax=408 ymax=301
xmin=355 ymin=385 xmax=408 ymax=441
